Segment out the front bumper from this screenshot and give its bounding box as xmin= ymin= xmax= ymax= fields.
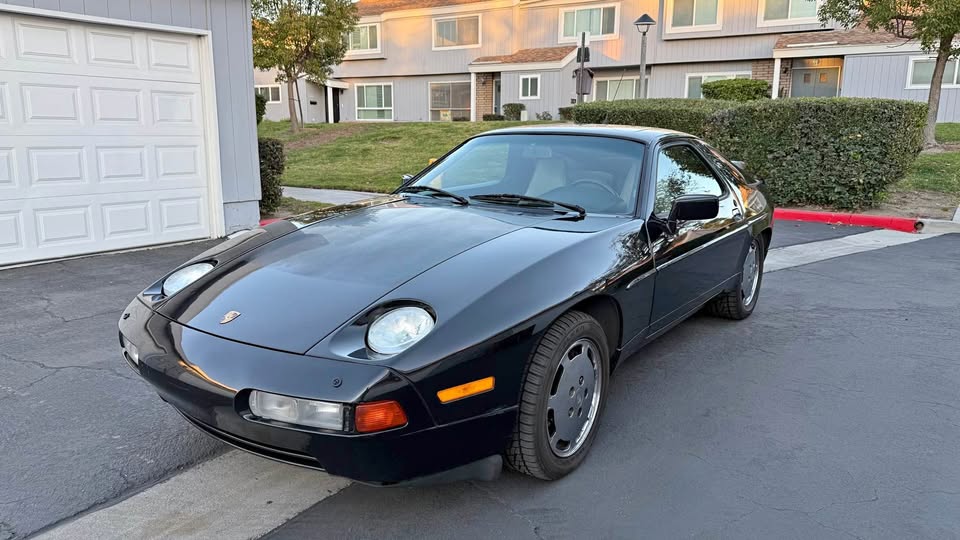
xmin=119 ymin=298 xmax=516 ymax=485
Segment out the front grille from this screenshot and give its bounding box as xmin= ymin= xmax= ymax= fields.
xmin=178 ymin=411 xmax=325 ymax=471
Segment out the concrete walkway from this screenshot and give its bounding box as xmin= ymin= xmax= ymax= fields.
xmin=283 ymin=186 xmax=377 ymax=205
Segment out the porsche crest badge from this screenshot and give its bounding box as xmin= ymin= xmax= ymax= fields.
xmin=220 ymin=311 xmax=241 ymax=324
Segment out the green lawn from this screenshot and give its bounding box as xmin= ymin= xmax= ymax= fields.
xmin=895 ymin=151 xmax=960 ymax=195
xmin=936 ymin=123 xmax=960 ymax=144
xmin=258 ymin=120 xmax=552 ymax=192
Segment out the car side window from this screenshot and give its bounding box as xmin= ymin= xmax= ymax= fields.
xmin=653 ymin=145 xmax=724 ymax=217
xmin=698 ymin=143 xmax=747 ymax=186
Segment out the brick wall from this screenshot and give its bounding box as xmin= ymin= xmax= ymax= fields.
xmin=475 ymin=73 xmax=495 ymax=119
xmin=751 ymin=59 xmax=793 ymax=98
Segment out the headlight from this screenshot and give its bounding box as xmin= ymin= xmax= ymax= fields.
xmin=366 ymin=306 xmax=435 ymax=356
xmin=161 ymin=262 xmax=215 ymax=296
xmin=249 ymin=390 xmax=344 ymax=430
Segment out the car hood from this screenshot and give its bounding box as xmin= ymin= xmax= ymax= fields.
xmin=157 ymin=199 xmax=555 ymax=354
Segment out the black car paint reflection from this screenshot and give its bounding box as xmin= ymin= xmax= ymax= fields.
xmin=119 ymin=126 xmax=773 ymax=485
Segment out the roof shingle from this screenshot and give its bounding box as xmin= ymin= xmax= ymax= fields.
xmin=357 ymin=0 xmax=488 ymax=16
xmin=774 ymin=26 xmax=909 ymax=49
xmin=471 ymin=46 xmax=576 ymax=65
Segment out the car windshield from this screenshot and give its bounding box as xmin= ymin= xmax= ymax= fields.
xmin=411 ymin=134 xmax=645 ymax=215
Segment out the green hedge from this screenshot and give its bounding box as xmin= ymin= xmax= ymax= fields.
xmin=702 ymin=79 xmax=770 ymax=101
xmin=706 ymin=98 xmax=926 ymax=208
xmin=558 ymin=106 xmax=574 ymax=121
xmin=258 ymin=138 xmax=286 ymax=214
xmin=482 ymin=114 xmax=505 ymax=121
xmin=255 ymin=93 xmax=268 ymax=125
xmin=571 ymin=97 xmax=926 ymax=209
xmin=571 ymin=99 xmax=736 ymax=138
xmin=503 ymin=103 xmax=526 ymax=121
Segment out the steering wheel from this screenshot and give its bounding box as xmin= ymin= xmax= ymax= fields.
xmin=571 ymin=179 xmax=623 ymax=199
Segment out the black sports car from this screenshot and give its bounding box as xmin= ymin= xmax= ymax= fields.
xmin=119 ymin=126 xmax=773 ymax=485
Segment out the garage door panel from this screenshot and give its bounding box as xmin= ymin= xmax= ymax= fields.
xmin=0 ymin=11 xmax=214 ymax=266
xmin=0 ymin=14 xmax=200 ymax=84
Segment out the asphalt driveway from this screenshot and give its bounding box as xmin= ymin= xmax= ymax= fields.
xmin=0 ymin=242 xmax=226 ymax=539
xmin=2 ymin=223 xmax=958 ymax=539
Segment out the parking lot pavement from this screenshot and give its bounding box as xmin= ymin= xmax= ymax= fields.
xmin=768 ymin=221 xmax=876 ymax=249
xmin=268 ymin=233 xmax=960 ymax=540
xmin=0 ymin=242 xmax=226 ymax=539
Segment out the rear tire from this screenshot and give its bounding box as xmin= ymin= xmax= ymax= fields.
xmin=505 ymin=311 xmax=610 ymax=480
xmin=708 ymin=233 xmax=765 ymax=320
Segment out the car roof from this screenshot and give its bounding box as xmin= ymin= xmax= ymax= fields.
xmin=477 ymin=124 xmax=694 ymax=144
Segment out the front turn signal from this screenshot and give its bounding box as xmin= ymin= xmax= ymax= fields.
xmin=437 ymin=377 xmax=495 ymax=404
xmin=355 ymin=400 xmax=408 ymax=433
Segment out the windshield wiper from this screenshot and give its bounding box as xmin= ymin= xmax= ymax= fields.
xmin=398 ymin=185 xmax=469 ymax=206
xmin=470 ymin=193 xmax=586 ymax=219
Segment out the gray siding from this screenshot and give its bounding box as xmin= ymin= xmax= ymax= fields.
xmin=500 ymin=69 xmax=573 ymax=119
xmin=0 ymin=0 xmax=261 ymax=231
xmin=338 ymin=74 xmax=471 ymax=122
xmin=648 ymin=60 xmax=753 ymax=98
xmin=841 ymin=53 xmax=960 ymax=122
xmin=255 ymin=68 xmax=328 ymax=123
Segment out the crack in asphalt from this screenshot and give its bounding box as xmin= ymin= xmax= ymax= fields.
xmin=0 ymin=351 xmax=135 ymax=403
xmin=467 ymin=480 xmax=546 ymax=540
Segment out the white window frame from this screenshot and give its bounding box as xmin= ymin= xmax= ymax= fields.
xmin=254 ymin=85 xmax=282 ymax=104
xmin=519 ymin=74 xmax=541 ymax=100
xmin=428 ymin=80 xmax=472 ymax=121
xmin=558 ymin=3 xmax=621 ymax=43
xmin=432 ymin=14 xmax=482 ymax=50
xmin=345 ymin=23 xmax=381 ymax=55
xmin=906 ymin=56 xmax=960 ymax=90
xmin=685 ymin=71 xmax=752 ymax=99
xmin=757 ymin=0 xmax=821 ymax=28
xmin=664 ymin=0 xmax=724 ymax=34
xmin=355 ymin=82 xmax=394 ymax=122
xmin=590 ymin=76 xmax=643 ymax=101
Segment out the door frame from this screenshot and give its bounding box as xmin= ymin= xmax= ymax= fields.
xmin=790 ymin=65 xmax=842 ymax=98
xmin=0 ymin=3 xmax=227 ymax=239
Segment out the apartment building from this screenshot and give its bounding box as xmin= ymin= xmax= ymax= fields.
xmin=296 ymin=0 xmax=960 ymax=123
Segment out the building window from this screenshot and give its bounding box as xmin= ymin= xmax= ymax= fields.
xmin=346 ymin=24 xmax=379 ymax=53
xmin=759 ymin=0 xmax=818 ymax=25
xmin=429 ymin=81 xmax=471 ymax=121
xmin=356 ymin=83 xmax=393 ymax=121
xmin=686 ymin=72 xmax=750 ymax=98
xmin=908 ymin=57 xmax=960 ymax=89
xmin=560 ymin=4 xmax=618 ymax=41
xmin=433 ymin=15 xmax=481 ymax=49
xmin=594 ymin=77 xmax=646 ymax=101
xmin=520 ymin=75 xmax=540 ymax=99
xmin=255 ymin=85 xmax=281 ymax=104
xmin=666 ymin=0 xmax=721 ymax=32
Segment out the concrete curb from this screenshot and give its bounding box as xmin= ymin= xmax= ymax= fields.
xmin=774 ymin=208 xmax=923 ymax=233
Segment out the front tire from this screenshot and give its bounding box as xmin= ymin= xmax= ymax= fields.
xmin=708 ymin=233 xmax=766 ymax=320
xmin=505 ymin=311 xmax=610 ymax=480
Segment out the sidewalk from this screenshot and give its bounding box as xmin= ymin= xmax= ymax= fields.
xmin=282 ymin=186 xmax=377 ymax=205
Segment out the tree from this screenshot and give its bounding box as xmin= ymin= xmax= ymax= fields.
xmin=252 ymin=0 xmax=357 ymax=132
xmin=819 ymin=0 xmax=960 ymax=147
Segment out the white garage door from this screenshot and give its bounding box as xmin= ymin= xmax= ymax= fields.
xmin=0 ymin=12 xmax=218 ymax=266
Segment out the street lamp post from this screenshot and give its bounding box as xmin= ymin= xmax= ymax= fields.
xmin=633 ymin=14 xmax=656 ymax=99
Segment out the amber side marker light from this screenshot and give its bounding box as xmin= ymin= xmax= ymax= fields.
xmin=355 ymin=400 xmax=408 ymax=433
xmin=437 ymin=377 xmax=495 ymax=404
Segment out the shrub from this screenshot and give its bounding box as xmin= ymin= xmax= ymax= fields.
xmin=571 ymin=97 xmax=926 ymax=208
xmin=255 ymin=92 xmax=268 ymax=124
xmin=705 ymin=98 xmax=926 ymax=209
xmin=503 ymin=103 xmax=526 ymax=121
xmin=558 ymin=106 xmax=574 ymax=121
xmin=453 ymin=116 xmax=469 ymax=122
xmin=482 ymin=114 xmax=505 ymax=121
xmin=702 ymin=79 xmax=770 ymax=101
xmin=570 ymin=99 xmax=735 ymax=137
xmin=536 ymin=111 xmax=554 ymax=121
xmin=258 ymin=138 xmax=286 ymax=214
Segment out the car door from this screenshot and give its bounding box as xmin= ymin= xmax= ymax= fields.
xmin=647 ymin=142 xmax=748 ymax=333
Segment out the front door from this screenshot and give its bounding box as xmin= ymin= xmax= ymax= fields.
xmin=791 ymin=68 xmax=840 ymax=97
xmin=494 ymin=79 xmax=502 ymax=115
xmin=647 ymin=143 xmax=749 ymax=332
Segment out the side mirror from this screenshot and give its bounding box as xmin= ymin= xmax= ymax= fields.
xmin=400 ymin=173 xmax=414 ymax=184
xmin=730 ymin=160 xmax=747 ymax=171
xmin=669 ymin=194 xmax=719 ymax=223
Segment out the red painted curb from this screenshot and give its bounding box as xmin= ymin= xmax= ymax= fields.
xmin=773 ymin=208 xmax=923 ymax=234
xmin=259 ymin=218 xmax=280 ymax=226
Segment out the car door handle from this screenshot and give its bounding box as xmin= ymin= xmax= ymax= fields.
xmin=733 ymin=209 xmax=743 ymax=221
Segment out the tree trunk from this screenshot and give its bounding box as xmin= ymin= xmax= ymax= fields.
xmin=923 ymin=36 xmax=954 ymax=148
xmin=286 ymin=79 xmax=300 ymax=133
